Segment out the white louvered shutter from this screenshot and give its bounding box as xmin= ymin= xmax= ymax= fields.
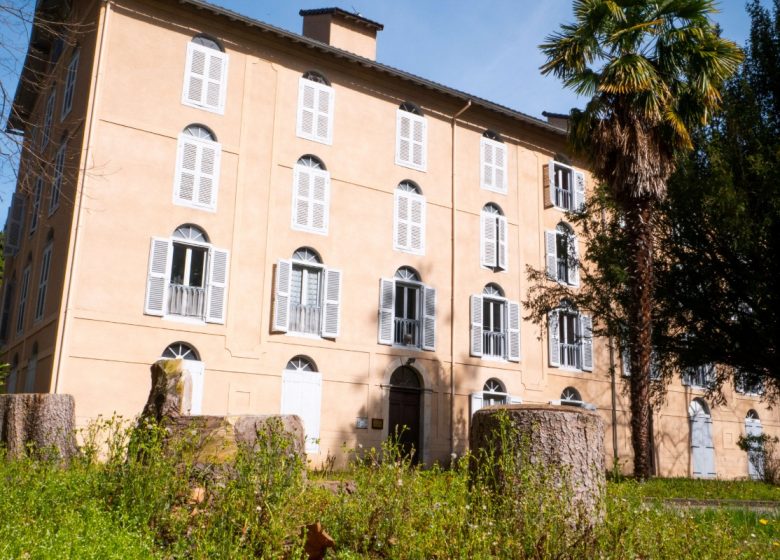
xmin=481 ymin=212 xmax=497 ymax=268
xmin=280 ymin=370 xmax=322 ymax=453
xmin=545 ymin=230 xmax=557 ymax=279
xmin=574 ymin=171 xmax=586 ymax=212
xmin=547 ymin=310 xmax=560 ymax=367
xmin=378 ymin=278 xmax=395 ymax=345
xmin=704 ymin=418 xmax=716 ymax=476
xmin=174 ymin=135 xmax=221 ymax=211
xmin=547 ymin=159 xmax=556 ymax=207
xmin=409 ymin=194 xmax=425 ymax=254
xmin=206 ymin=247 xmax=229 ymax=324
xmin=297 ymin=78 xmax=334 ymax=144
xmin=507 ymin=300 xmax=521 ymax=362
xmin=396 ymin=110 xmax=427 ymax=170
xmin=42 ymin=92 xmax=55 ymax=148
xmin=568 ymin=234 xmax=579 ymax=286
xmin=182 ymin=42 xmax=228 ymax=113
xmin=145 ymin=237 xmax=172 ymax=316
xmin=580 ymin=314 xmax=594 ymax=371
xmin=470 ymin=295 xmax=483 ymax=357
xmin=422 ymin=285 xmax=437 ymax=351
xmin=292 ymin=166 xmax=330 ymax=234
xmin=497 ymin=215 xmax=508 ymax=271
xmin=394 ymin=191 xmax=410 ymax=251
xmin=321 ymin=267 xmax=342 ymax=338
xmin=4 ymin=193 xmax=25 ymax=255
xmin=470 ymin=392 xmax=484 ymax=417
xmin=481 ymin=137 xmax=507 ymax=193
xmin=273 ymin=259 xmax=292 ymax=332
xmin=34 ymin=244 xmax=52 ymax=321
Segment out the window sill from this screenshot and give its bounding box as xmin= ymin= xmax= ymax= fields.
xmin=172 ymin=200 xmax=217 ymax=213
xmin=162 ymin=315 xmax=206 ymax=326
xmin=395 ymin=159 xmax=426 ymax=173
xmin=180 ymin=100 xmax=225 ymax=116
xmin=296 ymin=132 xmax=332 ymax=146
xmin=286 ymin=331 xmax=323 ymax=340
xmin=290 ymin=224 xmax=328 ymax=236
xmin=393 ymin=245 xmax=425 ymax=257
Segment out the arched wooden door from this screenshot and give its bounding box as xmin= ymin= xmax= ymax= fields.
xmin=388 ymin=366 xmax=422 ymax=464
xmin=689 ymin=399 xmax=716 ymax=478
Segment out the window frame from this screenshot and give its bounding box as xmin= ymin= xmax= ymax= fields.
xmin=395 ymin=106 xmax=427 ymax=172
xmin=291 ymin=156 xmax=331 ymax=235
xmin=480 ymin=203 xmax=508 ymax=272
xmin=296 ymin=73 xmax=335 ymax=145
xmin=393 ymin=181 xmax=426 ymax=255
xmin=181 ymin=37 xmax=229 ymax=114
xmin=33 ymin=242 xmax=53 ymax=322
xmin=480 ymin=134 xmax=507 ymax=194
xmin=60 ymin=49 xmax=80 ymax=120
xmin=49 ymin=140 xmax=67 ymax=215
xmin=547 ymin=306 xmax=593 ymax=371
xmin=173 ymin=125 xmax=222 ymax=212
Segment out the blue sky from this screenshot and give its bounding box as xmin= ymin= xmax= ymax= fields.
xmin=0 ymin=0 xmax=760 ymax=217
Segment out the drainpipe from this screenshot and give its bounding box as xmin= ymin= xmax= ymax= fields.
xmin=450 ymin=100 xmax=472 ymax=456
xmin=601 ymin=206 xmax=620 ymax=467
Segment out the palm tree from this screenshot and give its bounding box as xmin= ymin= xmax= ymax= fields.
xmin=541 ymin=0 xmax=742 ymax=479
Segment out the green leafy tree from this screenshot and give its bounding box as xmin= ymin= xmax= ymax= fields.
xmin=539 ymin=0 xmax=742 ymax=479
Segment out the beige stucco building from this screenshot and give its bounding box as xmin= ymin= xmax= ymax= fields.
xmin=1 ymin=0 xmax=774 ymax=478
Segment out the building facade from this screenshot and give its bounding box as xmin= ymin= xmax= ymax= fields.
xmin=1 ymin=0 xmax=774 ymax=476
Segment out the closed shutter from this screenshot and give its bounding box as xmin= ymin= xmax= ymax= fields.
xmin=49 ymin=142 xmax=66 ymax=213
xmin=206 ymin=247 xmax=229 ymax=324
xmin=574 ymin=170 xmax=586 ymax=212
xmin=16 ymin=267 xmax=30 ymax=334
xmin=182 ymin=42 xmax=228 ymax=113
xmin=394 ymin=191 xmax=425 ymax=254
xmin=545 ymin=230 xmax=557 ymax=279
xmin=746 ymin=420 xmax=763 ymax=479
xmin=497 ymin=215 xmax=508 ymax=271
xmin=580 ymin=314 xmax=593 ymax=371
xmin=292 ymin=166 xmax=330 ymax=234
xmin=321 ymin=267 xmax=342 ymax=338
xmin=34 ymin=244 xmax=52 ymax=321
xmin=422 ymin=285 xmax=436 ymax=351
xmin=621 ymin=348 xmax=631 ymax=377
xmin=272 ymin=259 xmax=292 ymax=332
xmin=280 ymin=369 xmax=322 ymax=453
xmin=378 ymin=278 xmax=395 ymax=345
xmin=481 ymin=137 xmax=507 ymax=193
xmin=394 ymin=191 xmax=410 ymax=251
xmin=409 ymin=194 xmax=425 ymax=254
xmin=30 ymin=177 xmax=43 ymax=234
xmin=297 ymin=78 xmax=334 ymax=144
xmin=174 ymin=135 xmax=221 ymax=211
xmin=4 ymin=193 xmax=25 ymax=256
xmin=470 ymin=294 xmax=483 ymax=357
xmin=704 ymin=417 xmax=716 ymax=477
xmin=145 ymin=237 xmax=172 ymax=316
xmin=481 ymin=212 xmax=497 ymax=268
xmin=507 ymin=300 xmax=521 ymax=362
xmin=547 ymin=310 xmax=560 ymax=367
xmin=42 ymin=91 xmax=55 ymax=148
xmin=470 ymin=392 xmax=484 ymax=417
xmin=396 ymin=110 xmax=427 ymax=171
xmin=61 ymin=50 xmax=79 ymax=120
xmin=568 ymin=233 xmax=579 ymax=286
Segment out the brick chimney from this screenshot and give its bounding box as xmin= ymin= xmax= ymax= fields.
xmin=300 ymin=7 xmax=384 ymax=61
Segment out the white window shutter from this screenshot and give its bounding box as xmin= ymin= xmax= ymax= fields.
xmin=183 ymin=42 xmax=206 ymax=106
xmin=481 ymin=212 xmax=497 ymax=268
xmin=548 ymin=310 xmax=560 ymax=367
xmin=175 ymin=136 xmax=198 ymax=205
xmin=481 ymin=138 xmax=507 ymax=194
xmin=568 ymin=234 xmax=579 ymax=286
xmin=497 ymin=215 xmax=508 ymax=271
xmin=311 ymin=170 xmax=330 ymax=233
xmin=470 ymin=392 xmax=484 ymax=417
xmin=547 ymin=159 xmax=556 ymax=207
xmin=272 ymin=259 xmax=292 ymax=332
xmin=494 ymin=143 xmax=507 ymax=193
xmin=291 ymin=166 xmax=311 ymax=230
xmin=292 ymin=166 xmax=329 ymax=234
xmin=581 ymin=314 xmax=593 ymax=371
xmin=545 ymin=230 xmax=557 ymax=279
xmin=145 ymin=237 xmax=172 ymax=316
xmin=394 ymin=191 xmax=409 ymax=251
xmin=296 ymin=79 xmax=334 ymax=144
xmin=280 ymin=370 xmax=322 ymax=454
xmin=297 ymin=79 xmax=316 ymax=138
xmin=34 ymin=244 xmax=52 ymax=321
xmin=317 ymin=84 xmax=334 ymax=144
xmin=378 ymin=278 xmax=395 ymax=345
xmin=184 ymin=361 xmax=205 ymax=414
xmin=396 ymin=110 xmax=427 ymax=171
xmin=206 ymin=50 xmax=228 ymax=112
xmin=174 ymin=135 xmax=221 ymax=211
xmin=422 ymin=285 xmax=436 ymax=351
xmin=622 ymin=348 xmax=631 ymax=377
xmin=470 ymin=294 xmax=483 ymax=357
xmin=4 ymin=193 xmax=25 ymax=255
xmin=507 ymin=300 xmax=521 ymax=362
xmin=198 ymin=140 xmax=221 ymax=209
xmin=410 ymin=194 xmax=425 ymax=254
xmin=574 ymin=170 xmax=586 ymax=212
xmin=321 ymin=267 xmax=342 ymax=338
xmin=182 ymin=42 xmax=227 ymax=114
xmin=61 ymin=50 xmax=79 ymax=120
xmin=205 ymin=247 xmax=229 ymax=324
xmin=412 ymin=115 xmax=427 ymax=169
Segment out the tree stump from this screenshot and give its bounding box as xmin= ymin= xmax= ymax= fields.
xmin=469 ymin=404 xmax=605 ymax=525
xmin=0 ymin=394 xmax=77 ymax=461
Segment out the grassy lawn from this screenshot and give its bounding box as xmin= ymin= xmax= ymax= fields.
xmin=621 ymin=476 xmax=780 ymax=502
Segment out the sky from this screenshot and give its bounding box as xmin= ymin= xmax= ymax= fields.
xmin=0 ymin=0 xmax=761 ymax=217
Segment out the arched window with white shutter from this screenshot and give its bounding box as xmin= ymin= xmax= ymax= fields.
xmin=144 ymin=224 xmax=229 ymax=324
xmin=160 ymin=342 xmax=205 ymax=415
xmin=291 ymin=156 xmax=330 ymax=235
xmin=395 ymin=102 xmax=427 ymax=171
xmin=480 ymin=203 xmax=508 ymax=271
xmin=545 ymin=222 xmax=578 ymax=285
xmin=378 ymin=266 xmax=436 ymax=351
xmin=173 ymin=124 xmax=221 ymax=211
xmin=181 ymin=34 xmax=228 ymax=114
xmin=297 ymin=71 xmax=335 ymax=145
xmin=481 ymin=130 xmax=507 ymax=194
xmin=470 ymin=283 xmax=520 ymax=362
xmin=280 ymin=355 xmax=323 ymax=453
xmin=272 ymin=247 xmax=342 ymax=339
xmin=393 ymin=181 xmax=426 ymax=255
xmin=547 ymin=300 xmax=592 ymax=372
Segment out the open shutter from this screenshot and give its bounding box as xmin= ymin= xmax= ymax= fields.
xmin=4 ymin=193 xmax=25 ymax=256
xmin=206 ymin=247 xmax=229 ymax=324
xmin=548 ymin=310 xmax=560 ymax=367
xmin=580 ymin=314 xmax=593 ymax=371
xmin=422 ymin=285 xmax=437 ymax=351
xmin=470 ymin=295 xmax=483 ymax=357
xmin=544 ymin=160 xmax=555 ymax=208
xmin=272 ymin=259 xmax=292 ymax=332
xmin=574 ymin=170 xmax=586 ymax=212
xmin=145 ymin=237 xmax=171 ymax=316
xmin=175 ymin=136 xmax=198 ymax=205
xmin=291 ymin=166 xmax=311 ymax=230
xmin=470 ymin=392 xmax=484 ymax=417
xmin=481 ymin=212 xmax=497 ymax=268
xmin=545 ymin=230 xmax=557 ymax=279
xmin=507 ymin=300 xmax=521 ymax=362
xmin=378 ymin=278 xmax=395 ymax=345
xmin=394 ymin=191 xmax=409 ymax=251
xmin=409 ymin=194 xmax=425 ymax=254
xmin=497 ymin=215 xmax=508 ymax=271
xmin=568 ymin=233 xmax=579 ymax=286
xmin=321 ymin=267 xmax=342 ymax=338
xmin=280 ymin=370 xmax=322 ymax=454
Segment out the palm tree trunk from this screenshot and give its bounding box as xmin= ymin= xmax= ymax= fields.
xmin=627 ymin=195 xmax=655 ymax=480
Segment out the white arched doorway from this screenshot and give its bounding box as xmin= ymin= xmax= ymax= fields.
xmin=161 ymin=343 xmax=204 ymax=415
xmin=689 ymin=399 xmax=716 ymax=478
xmin=745 ymin=410 xmax=763 ymax=480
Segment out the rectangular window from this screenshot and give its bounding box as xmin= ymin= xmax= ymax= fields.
xmin=548 ymin=310 xmax=593 ymax=370
xmin=558 ymin=312 xmax=581 ymax=369
xmin=181 ymin=42 xmax=228 ymax=114
xmin=683 ymin=364 xmax=716 ymax=390
xmin=296 ymin=77 xmax=334 ymax=145
xmin=394 ymin=282 xmax=421 ymax=347
xmin=289 ymin=264 xmax=322 ymax=335
xmin=545 ymin=160 xmax=586 ymax=212
xmin=0 ymin=281 xmax=14 ymax=341
xmin=41 ymin=90 xmax=56 ymax=149
xmin=480 ymin=137 xmax=507 ymax=194
xmin=272 ymin=259 xmax=341 ymax=338
xmin=168 ymin=243 xmax=208 ymax=319
xmin=49 ymin=142 xmax=66 ymax=214
xmin=4 ymin=193 xmax=26 ymax=257
xmin=16 ymin=266 xmax=31 ymax=335
xmin=395 ymin=110 xmax=427 ymax=171
xmin=61 ymin=50 xmax=80 ymax=120
xmin=482 ymin=298 xmax=506 ymax=358
xmin=34 ymin=243 xmax=52 ymax=321
xmin=30 ymin=177 xmax=43 ymax=234
xmin=378 ymin=278 xmax=436 ymax=351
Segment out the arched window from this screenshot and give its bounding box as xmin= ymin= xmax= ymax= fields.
xmin=481 ymin=130 xmax=507 ymax=193
xmin=272 ymin=248 xmax=342 ymax=339
xmin=280 ymin=355 xmax=322 ymax=453
xmin=561 ymin=386 xmax=582 ymax=403
xmin=297 ymin=71 xmax=335 ymax=144
xmin=285 ymin=355 xmax=318 ymax=372
xmin=483 ymin=378 xmax=507 ymax=406
xmin=144 ymin=224 xmax=229 ymax=324
xmin=545 ymin=156 xmax=585 ymax=211
xmin=394 ymin=181 xmax=426 ymax=255
xmin=174 ymin=124 xmax=221 ymax=211
xmin=689 ymin=398 xmax=716 ymax=478
xmin=182 ymin=34 xmax=228 ymax=113
xmin=480 ymin=203 xmax=508 ymax=271
xmin=302 ymin=71 xmax=330 ymax=85
xmin=745 ymin=409 xmax=763 ymax=480
xmin=390 ymin=366 xmax=421 ymax=388
xmin=545 ymin=222 xmax=578 ymax=285
xmin=291 ymin=155 xmax=330 ymax=234
xmin=548 ymin=300 xmax=593 ymax=371
xmin=472 ymin=283 xmax=519 ymax=361
xmin=396 ymin=102 xmax=427 ymax=170
xmin=378 ymin=267 xmax=436 ymax=350
xmin=162 ymin=342 xmax=200 ymax=361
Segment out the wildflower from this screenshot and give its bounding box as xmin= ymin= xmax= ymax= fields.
xmin=396 ymin=478 xmax=403 ymax=487
xmin=773 ymin=541 xmax=779 ymax=547
xmin=759 ymin=519 xmax=769 ymax=525
xmin=751 ymin=533 xmax=757 ymax=538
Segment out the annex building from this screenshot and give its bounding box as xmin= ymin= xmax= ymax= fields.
xmin=1 ymin=0 xmax=774 ymax=477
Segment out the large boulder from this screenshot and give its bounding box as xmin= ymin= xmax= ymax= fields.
xmin=142 ymin=359 xmax=192 ymax=421
xmin=0 ymin=393 xmax=77 ymax=461
xmin=470 ymin=404 xmax=605 ymax=524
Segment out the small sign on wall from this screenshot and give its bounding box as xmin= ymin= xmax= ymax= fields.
xmin=371 ymin=418 xmax=384 ymax=430
xmin=356 ymin=417 xmax=368 ymax=429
